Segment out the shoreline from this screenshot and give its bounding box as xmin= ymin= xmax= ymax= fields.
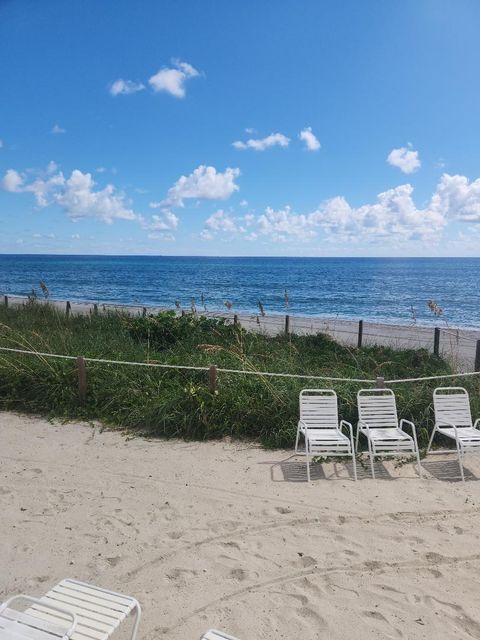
xmin=3 ymin=295 xmax=480 ymax=371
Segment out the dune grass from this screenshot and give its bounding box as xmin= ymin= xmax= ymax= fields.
xmin=0 ymin=301 xmax=478 ymax=449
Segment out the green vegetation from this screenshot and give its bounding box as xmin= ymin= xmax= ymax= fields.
xmin=0 ymin=302 xmax=478 ymax=449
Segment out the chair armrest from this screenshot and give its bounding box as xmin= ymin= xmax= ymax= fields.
xmin=400 ymin=419 xmax=419 ymax=446
xmin=357 ymin=419 xmax=370 ymax=432
xmin=0 ymin=595 xmax=78 ymax=640
xmin=340 ymin=419 xmax=354 ymax=438
xmin=298 ymin=419 xmax=309 ymax=434
xmin=474 ymin=418 xmax=480 ymax=430
xmin=436 ymin=420 xmax=460 ymax=437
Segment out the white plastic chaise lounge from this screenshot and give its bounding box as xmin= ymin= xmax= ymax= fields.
xmin=0 ymin=579 xmax=141 ymax=640
xmin=428 ymin=387 xmax=480 ymax=482
xmin=200 ymin=632 xmax=239 ymax=639
xmin=0 ymin=579 xmax=239 ymax=640
xmin=295 ymin=389 xmax=357 ymax=481
xmin=357 ymin=388 xmax=422 ymax=479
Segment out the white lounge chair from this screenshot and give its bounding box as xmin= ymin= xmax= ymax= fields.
xmin=200 ymin=631 xmax=240 ymax=639
xmin=295 ymin=389 xmax=357 ymax=482
xmin=0 ymin=580 xmax=141 ymax=640
xmin=356 ymin=388 xmax=422 ymax=479
xmin=428 ymin=387 xmax=480 ymax=482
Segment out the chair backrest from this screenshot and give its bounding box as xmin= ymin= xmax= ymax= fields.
xmin=357 ymin=388 xmax=398 ymax=429
xmin=299 ymin=389 xmax=339 ymax=430
xmin=433 ymin=387 xmax=472 ymax=428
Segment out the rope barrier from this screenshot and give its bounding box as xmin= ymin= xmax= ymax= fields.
xmin=1 ymin=345 xmax=479 ymax=385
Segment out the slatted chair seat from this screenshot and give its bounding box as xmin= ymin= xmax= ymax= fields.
xmin=428 ymin=387 xmax=480 ymax=481
xmin=200 ymin=631 xmax=240 ymax=640
xmin=295 ymin=389 xmax=357 ymax=482
xmin=357 ymin=389 xmax=422 ymax=479
xmin=0 ymin=581 xmax=141 ymax=640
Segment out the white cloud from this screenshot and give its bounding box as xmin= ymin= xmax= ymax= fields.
xmin=162 ymin=165 xmax=240 ymax=208
xmin=299 ymin=127 xmax=321 ymax=151
xmin=387 ymin=146 xmax=421 ymax=174
xmin=201 ymin=174 xmax=480 ymax=244
xmin=143 ymin=210 xmax=179 ymax=231
xmin=1 ymin=166 xmax=138 ymax=223
xmin=110 ymin=79 xmax=145 ymax=96
xmin=51 ymin=124 xmax=66 ymax=134
xmin=55 ymin=170 xmax=137 ymax=223
xmin=239 ymin=199 xmax=248 ymax=207
xmin=47 ymin=160 xmax=58 ymax=174
xmin=2 ymin=169 xmax=24 ymax=192
xmin=205 ymin=209 xmax=238 ymax=233
xmin=149 ymin=59 xmax=199 ymax=98
xmin=430 ymin=173 xmax=480 ymax=222
xmin=148 ymin=232 xmax=175 ymax=241
xmin=233 ymin=132 xmax=290 ymax=151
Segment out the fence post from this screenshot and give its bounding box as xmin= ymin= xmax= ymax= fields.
xmin=233 ymin=314 xmax=239 ymax=327
xmin=77 ymin=356 xmax=87 ymax=403
xmin=66 ymin=301 xmax=71 ymax=318
xmin=208 ymin=365 xmax=217 ymax=393
xmin=475 ymin=340 xmax=480 ymax=372
xmin=285 ymin=314 xmax=290 ymax=336
xmin=434 ymin=327 xmax=440 ymax=356
xmin=93 ymin=303 xmax=98 ymax=315
xmin=142 ymin=307 xmax=147 ymax=317
xmin=357 ymin=320 xmax=363 ymax=348
xmin=181 ymin=310 xmax=186 ymax=317
xmin=4 ymin=295 xmax=8 ymax=308
xmin=375 ymin=376 xmax=385 ymax=389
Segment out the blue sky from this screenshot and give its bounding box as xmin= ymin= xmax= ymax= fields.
xmin=1 ymin=0 xmax=480 ymax=256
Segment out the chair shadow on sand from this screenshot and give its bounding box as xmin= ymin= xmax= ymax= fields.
xmin=267 ymin=455 xmax=393 ymax=483
xmin=421 ymin=457 xmax=478 ymax=482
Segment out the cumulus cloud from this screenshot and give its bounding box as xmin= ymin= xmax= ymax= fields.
xmin=1 ymin=165 xmax=138 ymax=223
xmin=149 ymin=59 xmax=199 ymax=98
xmin=110 ymin=79 xmax=145 ymax=96
xmin=51 ymin=124 xmax=66 ymax=134
xmin=143 ymin=210 xmax=179 ymax=231
xmin=387 ymin=146 xmax=421 ymax=174
xmin=299 ymin=127 xmax=321 ymax=151
xmin=200 ymin=174 xmax=480 ymax=244
xmin=162 ymin=165 xmax=240 ymax=208
xmin=233 ymin=133 xmax=290 ymax=151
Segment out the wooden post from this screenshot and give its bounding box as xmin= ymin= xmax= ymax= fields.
xmin=375 ymin=376 xmax=385 ymax=389
xmin=434 ymin=327 xmax=440 ymax=356
xmin=285 ymin=314 xmax=290 ymax=336
xmin=181 ymin=310 xmax=186 ymax=317
xmin=66 ymin=301 xmax=71 ymax=318
xmin=357 ymin=320 xmax=364 ymax=348
xmin=77 ymin=356 xmax=87 ymax=403
xmin=142 ymin=307 xmax=147 ymax=317
xmin=208 ymin=365 xmax=217 ymax=393
xmin=93 ymin=303 xmax=98 ymax=315
xmin=475 ymin=340 xmax=480 ymax=373
xmin=233 ymin=314 xmax=239 ymax=327
xmin=4 ymin=295 xmax=8 ymax=308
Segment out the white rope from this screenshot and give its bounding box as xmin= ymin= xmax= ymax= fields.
xmin=0 ymin=346 xmax=375 ymax=382
xmin=0 ymin=345 xmax=478 ymax=384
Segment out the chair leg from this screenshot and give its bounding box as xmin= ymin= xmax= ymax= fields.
xmin=456 ymin=440 xmax=465 ymax=482
xmin=415 ymin=447 xmax=422 ymax=479
xmin=295 ymin=427 xmax=300 ymax=454
xmin=349 ymin=432 xmax=357 ymax=481
xmin=355 ymin=426 xmax=360 ymax=452
xmin=305 ymin=438 xmax=310 ymax=482
xmin=367 ymin=439 xmax=375 ymax=479
xmin=426 ymin=426 xmax=437 ymax=454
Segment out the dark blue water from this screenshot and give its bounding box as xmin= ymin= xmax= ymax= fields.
xmin=0 ymin=255 xmax=479 ymax=327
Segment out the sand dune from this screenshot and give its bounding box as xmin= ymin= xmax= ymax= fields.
xmin=2 ymin=412 xmax=480 ymax=639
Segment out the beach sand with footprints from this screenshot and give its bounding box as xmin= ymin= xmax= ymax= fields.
xmin=3 ymin=412 xmax=480 ymax=639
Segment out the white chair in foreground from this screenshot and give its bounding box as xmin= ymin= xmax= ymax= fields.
xmin=200 ymin=631 xmax=240 ymax=639
xmin=428 ymin=387 xmax=480 ymax=482
xmin=0 ymin=579 xmax=141 ymax=640
xmin=357 ymin=388 xmax=422 ymax=479
xmin=295 ymin=389 xmax=357 ymax=482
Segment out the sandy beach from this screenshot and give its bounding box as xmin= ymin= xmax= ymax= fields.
xmin=3 ymin=412 xmax=480 ymax=639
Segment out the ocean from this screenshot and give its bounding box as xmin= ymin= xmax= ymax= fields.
xmin=0 ymin=255 xmax=479 ymax=327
